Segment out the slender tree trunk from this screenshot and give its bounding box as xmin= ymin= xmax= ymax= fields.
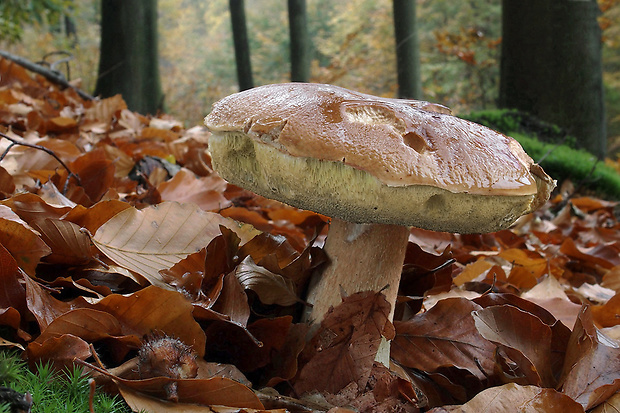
xmin=288 ymin=0 xmax=310 ymax=82
xmin=95 ymin=0 xmax=163 ymax=115
xmin=392 ymin=0 xmax=421 ymax=99
xmin=229 ymin=0 xmax=253 ymax=91
xmin=499 ymin=0 xmax=606 ymax=158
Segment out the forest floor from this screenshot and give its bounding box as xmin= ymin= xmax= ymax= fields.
xmin=0 ymin=57 xmax=620 ymax=412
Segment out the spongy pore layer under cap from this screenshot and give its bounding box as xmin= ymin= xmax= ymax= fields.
xmin=204 ymin=83 xmax=555 ymax=233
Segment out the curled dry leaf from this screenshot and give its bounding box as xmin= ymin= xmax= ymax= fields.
xmin=559 ymin=306 xmax=620 ymax=410
xmin=427 ymin=383 xmax=584 ymax=413
xmin=392 ymin=297 xmax=495 ymax=381
xmin=0 ymin=205 xmax=51 ymax=275
xmin=295 ymin=291 xmax=393 ymax=396
xmin=158 ymin=168 xmax=231 ymax=211
xmin=473 ymin=304 xmax=555 ymax=387
xmin=0 ymin=243 xmax=26 ymax=316
xmin=31 ymin=218 xmax=92 ymax=265
xmin=591 ymin=293 xmax=620 ymax=328
xmin=93 ymin=286 xmax=207 ymax=357
xmin=234 ymin=256 xmax=300 ymax=306
xmin=92 ymin=201 xmax=256 ymax=288
xmin=83 ymin=359 xmax=264 ymax=410
xmin=25 ymin=333 xmax=92 ymax=369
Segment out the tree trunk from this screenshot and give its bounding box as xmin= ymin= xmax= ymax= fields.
xmin=288 ymin=0 xmax=310 ymax=82
xmin=95 ymin=0 xmax=163 ymax=115
xmin=392 ymin=0 xmax=421 ymax=99
xmin=229 ymin=0 xmax=254 ymax=91
xmin=499 ymin=0 xmax=606 ymax=158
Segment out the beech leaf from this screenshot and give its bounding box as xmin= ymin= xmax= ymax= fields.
xmin=92 ymin=201 xmax=256 ymax=287
xmin=234 ymin=256 xmax=300 ymax=306
xmin=473 ymin=304 xmax=555 ymax=387
xmin=0 ymin=205 xmax=51 ymax=275
xmin=392 ymin=297 xmax=496 ymax=380
xmin=294 ymin=291 xmax=392 ymax=395
xmin=428 ymin=383 xmax=584 ymax=412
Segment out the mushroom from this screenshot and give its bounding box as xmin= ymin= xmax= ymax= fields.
xmin=204 ymin=83 xmax=555 ymax=366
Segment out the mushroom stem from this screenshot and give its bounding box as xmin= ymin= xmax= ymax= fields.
xmin=306 ymin=219 xmax=409 ymax=364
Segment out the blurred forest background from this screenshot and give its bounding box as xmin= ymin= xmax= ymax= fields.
xmin=1 ymin=0 xmax=619 ymax=154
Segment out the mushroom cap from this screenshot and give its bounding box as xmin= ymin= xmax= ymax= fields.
xmin=205 ymin=83 xmax=555 ymax=233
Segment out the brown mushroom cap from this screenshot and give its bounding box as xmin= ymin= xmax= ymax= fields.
xmin=205 ymin=83 xmax=555 ymax=233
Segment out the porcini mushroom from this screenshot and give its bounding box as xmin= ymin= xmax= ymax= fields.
xmin=204 ymin=83 xmax=555 ymax=365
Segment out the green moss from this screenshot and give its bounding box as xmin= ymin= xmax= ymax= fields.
xmin=1 ymin=351 xmax=130 ymax=413
xmin=463 ymin=109 xmax=620 ymax=200
xmin=462 ymin=109 xmax=573 ymax=146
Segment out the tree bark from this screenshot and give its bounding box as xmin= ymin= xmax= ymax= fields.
xmin=95 ymin=0 xmax=163 ymax=115
xmin=499 ymin=0 xmax=606 ymax=158
xmin=392 ymin=0 xmax=421 ymax=99
xmin=288 ymin=0 xmax=310 ymax=82
xmin=229 ymin=0 xmax=254 ymax=91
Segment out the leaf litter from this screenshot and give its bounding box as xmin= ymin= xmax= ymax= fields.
xmin=1 ymin=56 xmax=620 ymax=411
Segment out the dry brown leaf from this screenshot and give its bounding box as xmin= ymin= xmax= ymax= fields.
xmin=392 ymin=297 xmax=495 ymax=381
xmin=473 ymin=304 xmax=555 ymax=387
xmin=211 ymin=272 xmax=250 ymax=328
xmin=591 ymin=391 xmax=620 ymax=413
xmin=295 ymin=291 xmax=392 ymax=395
xmin=453 ymin=258 xmax=494 ymax=287
xmin=591 ymin=293 xmax=620 ymax=328
xmin=93 ymin=286 xmax=206 ymax=357
xmin=1 ymin=192 xmax=72 ymax=222
xmin=559 ymin=306 xmax=620 ymax=409
xmin=0 ymin=165 xmax=15 ymax=196
xmin=427 ymin=383 xmax=584 ymax=412
xmin=92 ymin=202 xmax=254 ymax=287
xmin=0 ymin=205 xmax=51 ymax=275
xmin=602 ymin=265 xmax=620 ymax=292
xmin=31 ymin=218 xmax=92 ymax=265
xmin=62 ymin=199 xmax=132 ymax=234
xmin=33 ymin=308 xmax=130 ymax=346
xmin=108 ymin=373 xmax=263 ymax=409
xmin=0 ymin=243 xmax=27 ymax=317
xmin=158 ymin=168 xmax=231 ymax=211
xmin=25 ymin=333 xmax=92 ymax=369
xmin=234 ymin=256 xmax=300 ymax=306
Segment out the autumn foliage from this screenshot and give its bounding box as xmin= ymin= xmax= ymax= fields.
xmin=1 ymin=58 xmax=620 ymax=412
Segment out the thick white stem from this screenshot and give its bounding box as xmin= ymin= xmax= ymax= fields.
xmin=306 ymin=219 xmax=409 ymax=366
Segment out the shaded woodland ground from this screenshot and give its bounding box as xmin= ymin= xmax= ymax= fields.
xmin=1 ymin=56 xmax=620 ymax=412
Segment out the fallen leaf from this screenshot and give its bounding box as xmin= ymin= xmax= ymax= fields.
xmin=295 ymin=291 xmax=393 ymax=395
xmin=93 ymin=286 xmax=207 ymax=357
xmin=31 ymin=218 xmax=92 ymax=265
xmin=158 ymin=168 xmax=231 ymax=211
xmin=0 ymin=205 xmax=51 ymax=275
xmin=473 ymin=304 xmax=555 ymax=386
xmin=592 ymin=293 xmax=620 ymax=328
xmin=559 ymin=306 xmax=620 ymax=409
xmin=427 ymin=383 xmax=584 ymax=412
xmin=392 ymin=298 xmax=495 ymax=381
xmin=92 ymin=202 xmax=249 ymax=287
xmin=234 ymin=256 xmax=300 ymax=306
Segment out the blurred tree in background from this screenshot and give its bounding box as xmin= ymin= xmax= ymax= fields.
xmin=393 ymin=0 xmax=421 ymax=99
xmin=229 ymin=0 xmax=254 ymax=90
xmin=288 ymin=0 xmax=310 ymax=82
xmin=1 ymin=0 xmax=619 ymax=157
xmin=500 ymin=0 xmax=606 ymax=158
xmin=95 ymin=0 xmax=163 ymax=115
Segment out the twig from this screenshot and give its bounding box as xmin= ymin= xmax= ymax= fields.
xmin=0 ymin=49 xmax=94 ymax=101
xmin=0 ymin=131 xmax=82 ymax=191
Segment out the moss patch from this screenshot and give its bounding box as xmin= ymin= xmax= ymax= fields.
xmin=464 ymin=109 xmax=620 ymax=200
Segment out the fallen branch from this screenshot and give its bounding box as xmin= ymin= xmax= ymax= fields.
xmin=0 ymin=49 xmax=94 ymax=101
xmin=0 ymin=131 xmax=82 ymax=191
